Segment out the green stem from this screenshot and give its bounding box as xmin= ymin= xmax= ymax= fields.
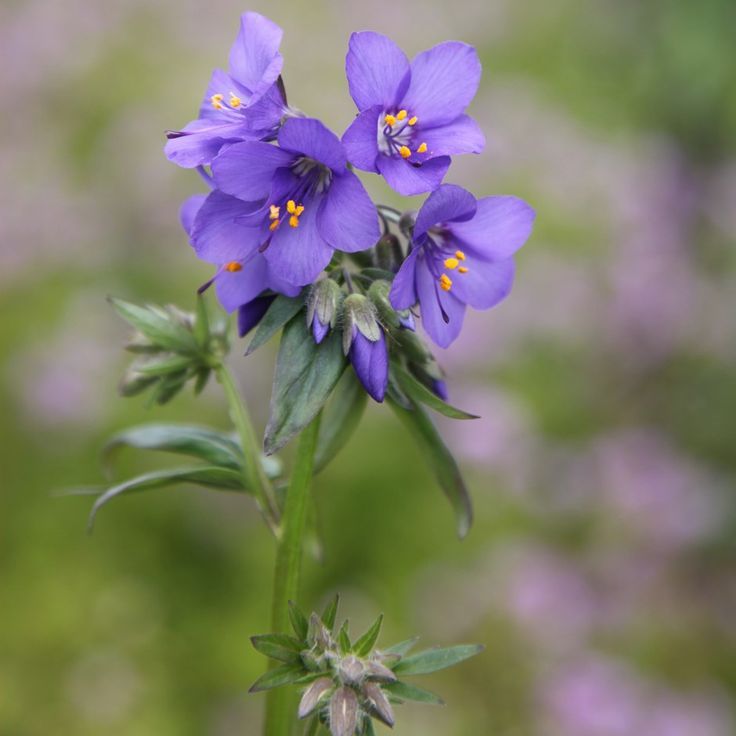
xmin=215 ymin=362 xmax=280 ymax=531
xmin=264 ymin=413 xmax=322 ymax=736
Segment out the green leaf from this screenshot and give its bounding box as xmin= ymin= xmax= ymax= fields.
xmin=288 ymin=601 xmax=309 ymax=641
xmin=383 ymin=636 xmax=420 ymax=657
xmin=103 ymin=423 xmax=244 ymax=471
xmin=388 ymin=399 xmax=473 ymax=538
xmin=150 ymin=371 xmax=189 ymax=405
xmin=321 ymin=595 xmax=339 ymax=632
xmin=248 ymin=662 xmax=306 ymax=692
xmin=194 ymin=294 xmax=210 ymax=347
xmin=392 ymin=363 xmax=478 ymax=420
xmin=383 ymin=681 xmax=444 ymax=705
xmin=134 ymin=355 xmax=193 ymax=377
xmin=353 ymin=614 xmax=383 ymax=657
xmin=314 ymin=369 xmax=368 ymax=474
xmin=251 ymin=633 xmax=303 ymax=663
xmin=392 ymin=644 xmax=483 ymax=676
xmin=245 ymin=294 xmax=305 ymax=355
xmin=109 ymin=297 xmax=198 ymax=355
xmin=363 ymin=718 xmax=376 ymax=736
xmin=337 ymin=620 xmax=351 ymax=654
xmin=264 ymin=315 xmax=346 ymax=455
xmin=88 ymin=465 xmax=246 ymax=531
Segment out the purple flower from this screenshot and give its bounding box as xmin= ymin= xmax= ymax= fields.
xmin=389 ymin=184 xmax=534 ymax=347
xmin=181 ymin=193 xmax=300 ymax=315
xmin=342 ymin=32 xmax=485 ymax=195
xmin=207 ymin=117 xmax=380 ymax=286
xmin=165 ymin=12 xmax=287 ymax=168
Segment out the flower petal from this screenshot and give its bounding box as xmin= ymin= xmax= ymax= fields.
xmin=215 ymin=255 xmax=270 ymax=312
xmin=264 ymin=197 xmax=334 ymax=285
xmin=416 ymin=252 xmax=466 ymax=348
xmin=165 ymin=118 xmax=253 ymax=169
xmin=341 ymin=106 xmax=382 ymax=172
xmin=317 ymin=171 xmax=380 ymax=253
xmin=350 ymin=330 xmax=388 ymax=402
xmin=376 ymin=154 xmax=450 ymax=196
xmin=403 ymin=42 xmax=481 ymax=126
xmin=180 ymin=194 xmax=207 ymax=238
xmin=346 ymin=32 xmax=410 ymax=110
xmin=415 ymin=114 xmax=485 ymax=157
xmin=238 ymin=295 xmax=275 ymax=337
xmin=446 ymin=256 xmax=515 ymax=310
xmin=414 ymin=184 xmax=477 ymax=240
xmin=277 ymin=118 xmax=346 ymax=172
xmin=228 ymin=12 xmax=284 ymax=99
xmin=191 ymin=191 xmax=265 ymax=263
xmin=389 ymin=246 xmax=420 ymax=310
xmin=212 ymin=141 xmax=294 ymax=202
xmin=449 ymin=196 xmax=536 ymax=262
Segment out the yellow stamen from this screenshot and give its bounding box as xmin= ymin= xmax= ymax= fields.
xmin=211 ymin=93 xmax=224 ymax=110
xmin=396 ymin=109 xmax=407 ymax=121
xmin=384 ymin=114 xmax=396 ymax=127
xmin=286 ymin=200 xmax=297 ymax=214
xmin=229 ymin=93 xmax=242 ymax=108
xmin=269 ymin=220 xmax=279 ymax=231
xmin=399 ymin=145 xmax=411 ymax=159
xmin=416 ymin=142 xmax=428 ymax=154
xmin=269 ymin=205 xmax=280 ymax=220
xmin=444 ymin=257 xmax=460 ymax=270
xmin=289 ymin=215 xmax=300 ymax=228
xmin=439 ymin=274 xmax=453 ymax=291
xmin=458 ymin=266 xmax=469 ymax=274
xmin=455 ymin=250 xmax=466 ymax=260
xmin=224 ymin=261 xmax=242 ymax=272
xmin=408 ymin=116 xmax=418 ymax=126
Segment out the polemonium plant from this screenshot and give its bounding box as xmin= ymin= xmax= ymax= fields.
xmin=82 ymin=11 xmax=534 ymax=736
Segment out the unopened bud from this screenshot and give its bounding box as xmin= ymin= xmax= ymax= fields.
xmin=342 ymin=294 xmax=380 ymax=354
xmin=362 ymin=681 xmax=395 ymax=727
xmin=298 ymin=677 xmax=333 ymax=719
xmin=375 ymin=233 xmax=403 ymax=272
xmin=329 ymin=686 xmax=359 ymax=736
xmin=338 ymin=655 xmax=365 ymax=686
xmin=307 ymin=278 xmax=342 ymax=333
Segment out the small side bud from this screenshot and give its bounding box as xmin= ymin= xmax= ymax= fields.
xmin=308 ymin=612 xmax=333 ymax=650
xmin=329 ymin=686 xmax=359 ymax=736
xmin=365 ymin=660 xmax=397 ymax=682
xmin=337 ymin=655 xmax=366 ymax=686
xmin=307 ymin=278 xmax=343 ymax=343
xmin=362 ymin=681 xmax=395 ymax=727
xmin=399 ymin=209 xmax=417 ymax=234
xmin=343 ymin=294 xmax=380 ymax=354
xmin=298 ymin=677 xmax=333 ymax=719
xmin=375 ymin=233 xmax=403 ymax=272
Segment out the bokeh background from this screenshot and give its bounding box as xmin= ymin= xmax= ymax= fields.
xmin=2 ymin=0 xmax=736 ymax=734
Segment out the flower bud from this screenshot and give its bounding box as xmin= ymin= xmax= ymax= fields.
xmin=399 ymin=209 xmax=417 ymax=234
xmin=298 ymin=677 xmax=333 ymax=719
xmin=337 ymin=655 xmax=366 ymax=686
xmin=374 ymin=233 xmax=403 ymax=272
xmin=342 ymin=294 xmax=380 ymax=355
xmin=362 ymin=681 xmax=395 ymax=727
xmin=307 ymin=278 xmax=343 ymax=343
xmin=329 ymin=686 xmax=359 ymax=736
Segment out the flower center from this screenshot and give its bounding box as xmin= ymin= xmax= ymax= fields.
xmin=377 ymin=109 xmax=428 ymax=160
xmin=209 ymin=91 xmax=245 ymax=112
xmin=268 ymin=200 xmax=305 ymax=231
xmin=438 ymin=250 xmax=469 ymax=291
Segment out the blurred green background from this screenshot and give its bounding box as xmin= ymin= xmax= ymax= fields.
xmin=2 ymin=0 xmax=736 ymax=734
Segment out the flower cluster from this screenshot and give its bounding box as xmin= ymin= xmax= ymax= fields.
xmin=167 ymin=12 xmax=535 ymax=403
xmin=249 ymin=596 xmax=482 ymax=736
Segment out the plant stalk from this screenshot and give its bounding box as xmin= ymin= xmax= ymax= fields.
xmin=215 ymin=362 xmax=280 ymax=531
xmin=264 ymin=413 xmax=322 ymax=736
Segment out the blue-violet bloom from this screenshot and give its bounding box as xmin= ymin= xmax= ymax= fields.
xmin=181 ymin=193 xmax=301 ymax=318
xmin=208 ymin=117 xmax=381 ymax=286
xmin=343 ymin=294 xmax=388 ymax=402
xmin=165 ymin=12 xmax=288 ymax=168
xmin=389 ymin=184 xmax=535 ymax=348
xmin=342 ymin=32 xmax=484 ymax=196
